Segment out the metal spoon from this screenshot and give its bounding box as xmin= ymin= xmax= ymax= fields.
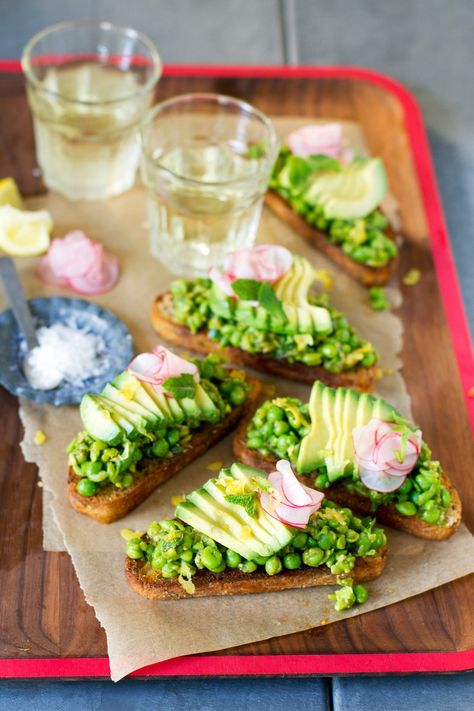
xmin=0 ymin=256 xmax=38 ymax=352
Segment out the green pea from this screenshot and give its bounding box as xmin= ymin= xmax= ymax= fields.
xmin=353 ymin=584 xmax=369 ymax=604
xmin=318 ymin=530 xmax=336 ymax=551
xmin=306 ymin=536 xmax=318 ymax=547
xmin=151 ymin=555 xmax=166 ymax=570
xmin=76 ymin=478 xmax=98 ymax=497
xmin=321 ymin=343 xmax=337 ymax=359
xmin=300 ymin=352 xmax=323 ymax=366
xmin=161 ymin=562 xmax=180 ymax=578
xmin=81 ymin=460 xmax=102 ymax=477
xmin=291 ymin=533 xmax=308 ymax=549
xmin=267 ymin=405 xmax=284 ymax=422
xmin=152 ymin=439 xmax=170 ymax=458
xmin=441 ymin=488 xmax=452 ymax=508
xmin=201 ymin=545 xmax=223 ymax=571
xmin=147 ymin=522 xmax=162 ymax=540
xmin=126 ymin=539 xmax=143 ymax=560
xmin=229 ymin=386 xmax=247 ymax=406
xmin=395 ymin=501 xmax=417 ymax=517
xmin=398 ymin=478 xmax=413 ymax=495
xmin=335 ymin=535 xmax=346 ymax=550
xmin=356 ymin=532 xmax=372 ymax=556
xmin=421 ymin=507 xmax=441 ymax=525
xmin=283 ymin=552 xmax=302 ymax=570
xmin=261 ymin=422 xmax=274 ymax=438
xmin=180 ymin=549 xmax=193 ymax=563
xmin=166 ymin=428 xmax=181 ymax=446
xmin=122 ymin=474 xmax=134 ymax=488
xmin=247 ymin=436 xmax=264 ymax=450
xmin=277 ymin=434 xmax=294 ymax=452
xmin=411 ymin=486 xmax=436 ymax=506
xmin=159 ymin=519 xmax=184 ymax=532
xmin=265 ymin=556 xmax=282 ymax=576
xmin=226 ymin=550 xmax=242 ymax=568
xmin=273 ymin=420 xmax=290 ymax=436
xmin=302 ymin=547 xmax=324 ymax=567
xmin=361 ymin=352 xmax=376 ymax=367
xmin=239 ymin=560 xmax=258 ymax=573
xmin=314 ymin=472 xmax=329 ymax=489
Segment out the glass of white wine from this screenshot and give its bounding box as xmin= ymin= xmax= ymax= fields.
xmin=21 ymin=21 xmax=161 ymax=201
xmin=140 ymin=93 xmax=279 ymax=276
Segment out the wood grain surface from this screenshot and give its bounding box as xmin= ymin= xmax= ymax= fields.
xmin=0 ymin=73 xmax=473 ymax=663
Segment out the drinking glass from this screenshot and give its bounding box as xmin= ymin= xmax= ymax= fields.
xmin=21 ymin=21 xmax=161 ymax=201
xmin=140 ymin=93 xmax=279 ymax=276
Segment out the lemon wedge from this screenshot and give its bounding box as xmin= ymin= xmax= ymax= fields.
xmin=0 ymin=205 xmax=52 ymax=256
xmin=0 ymin=177 xmax=24 ymax=209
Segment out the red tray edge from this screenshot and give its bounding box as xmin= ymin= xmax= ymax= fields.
xmin=1 ymin=651 xmax=474 ymax=679
xmin=0 ymin=61 xmax=472 ymax=679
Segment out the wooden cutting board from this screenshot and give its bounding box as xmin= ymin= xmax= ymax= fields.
xmin=0 ymin=66 xmax=472 ymax=678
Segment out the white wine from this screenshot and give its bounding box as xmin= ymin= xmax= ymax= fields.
xmin=27 ymin=62 xmax=154 ymax=200
xmin=144 ymin=144 xmax=267 ymax=276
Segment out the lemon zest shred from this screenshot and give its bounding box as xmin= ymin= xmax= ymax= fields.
xmin=120 ymin=528 xmax=141 ymax=540
xmin=403 ymin=268 xmax=421 ymax=286
xmin=171 ymin=495 xmax=185 ymax=506
xmin=34 ymin=430 xmax=47 ymax=445
xmin=207 ymin=460 xmax=224 ymax=472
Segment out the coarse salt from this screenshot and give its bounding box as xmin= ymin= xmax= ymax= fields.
xmin=24 ymin=323 xmax=104 ymax=390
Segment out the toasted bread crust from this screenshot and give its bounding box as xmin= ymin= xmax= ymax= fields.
xmin=151 ymin=293 xmax=377 ymax=392
xmin=265 ymin=190 xmax=399 ymax=287
xmin=232 ymin=416 xmax=462 ymax=541
xmin=67 ymin=376 xmax=261 ymax=524
xmin=125 ymin=548 xmax=387 ymax=600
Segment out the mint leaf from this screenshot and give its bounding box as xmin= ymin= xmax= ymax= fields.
xmin=232 ymin=278 xmax=261 ymax=301
xmin=163 ymin=373 xmax=196 ymax=400
xmin=224 ymin=493 xmax=257 ymax=518
xmin=258 ymin=282 xmax=287 ymax=323
xmin=307 ymin=154 xmax=342 ymax=173
xmin=287 ymin=156 xmax=312 ymax=187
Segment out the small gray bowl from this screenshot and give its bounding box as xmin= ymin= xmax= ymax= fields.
xmin=0 ymin=297 xmax=134 ymax=405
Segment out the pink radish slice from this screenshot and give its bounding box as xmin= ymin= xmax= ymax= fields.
xmin=151 ymin=345 xmax=199 ymax=379
xmin=259 ymin=492 xmax=306 ymax=529
xmin=360 ymin=467 xmax=406 ymax=493
xmin=128 ymin=352 xmax=165 ymax=384
xmin=272 ymin=460 xmax=312 ymax=506
xmin=68 ymin=254 xmax=119 ymax=295
xmin=208 ymin=267 xmax=235 ymax=297
xmin=285 ymin=123 xmax=343 ymax=158
xmin=48 ymin=231 xmax=97 ymax=278
xmin=36 ymin=255 xmax=69 ymax=288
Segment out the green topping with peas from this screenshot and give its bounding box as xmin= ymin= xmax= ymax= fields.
xmin=125 ymin=499 xmax=386 ymax=593
xmin=270 ymin=146 xmax=397 ymax=268
xmin=328 ymin=578 xmax=369 ymax=611
xmin=168 ymin=279 xmax=378 ymax=374
xmin=68 ymin=355 xmax=250 ymax=497
xmin=246 ymin=396 xmax=451 ymax=527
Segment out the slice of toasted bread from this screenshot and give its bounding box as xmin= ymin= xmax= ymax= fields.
xmin=265 ymin=190 xmax=398 ymax=287
xmin=67 ymin=376 xmax=260 ymax=524
xmin=125 ymin=546 xmax=387 ymax=600
xmin=151 ymin=293 xmax=377 ymax=392
xmin=232 ymin=416 xmax=462 ymax=541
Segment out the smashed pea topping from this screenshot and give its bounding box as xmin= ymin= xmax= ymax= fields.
xmin=328 ymin=578 xmax=369 ymax=611
xmin=269 ymin=146 xmax=397 ymax=268
xmin=68 ymin=355 xmax=250 ymax=496
xmin=168 ymin=280 xmax=378 ymax=374
xmin=247 ymin=397 xmax=452 ymax=527
xmin=126 ymin=500 xmax=386 ymax=593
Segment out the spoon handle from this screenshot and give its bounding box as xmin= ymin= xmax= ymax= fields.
xmin=0 ymin=257 xmax=39 ymax=351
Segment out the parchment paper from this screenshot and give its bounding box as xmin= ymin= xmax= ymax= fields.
xmin=12 ymin=118 xmax=474 ymax=680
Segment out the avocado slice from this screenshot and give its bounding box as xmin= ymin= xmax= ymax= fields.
xmin=274 ymin=255 xmax=332 ymax=334
xmin=112 ymin=371 xmax=166 ymax=421
xmin=98 ymin=395 xmax=149 ymax=437
xmin=101 ymin=383 xmax=158 ymax=424
xmin=303 ymin=158 xmax=388 ymax=219
xmin=79 ymin=394 xmax=122 ymax=444
xmin=297 ymin=382 xmax=404 ymax=479
xmin=188 ymin=487 xmax=275 ymax=558
xmin=194 ymin=383 xmax=220 ymax=422
xmin=203 ymin=479 xmax=282 ymax=553
xmin=175 ymin=500 xmax=260 ymax=560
